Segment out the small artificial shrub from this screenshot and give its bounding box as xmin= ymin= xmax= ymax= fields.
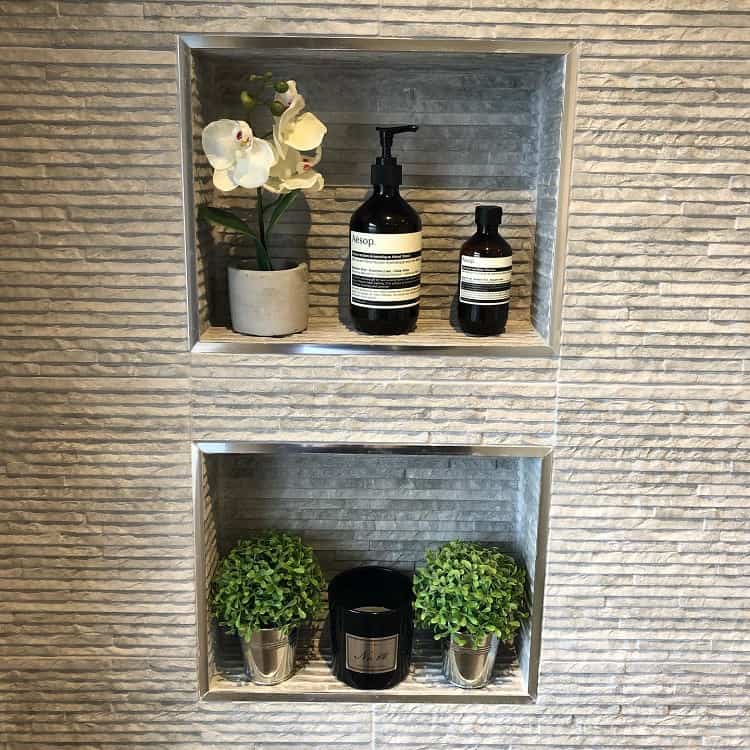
xmin=211 ymin=530 xmax=325 ymax=640
xmin=413 ymin=540 xmax=529 ymax=647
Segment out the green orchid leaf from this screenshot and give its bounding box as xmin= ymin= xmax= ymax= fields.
xmin=198 ymin=205 xmax=258 ymax=238
xmin=266 ymin=190 xmax=299 ymax=236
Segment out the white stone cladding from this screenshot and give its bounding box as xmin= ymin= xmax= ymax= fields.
xmin=0 ymin=2 xmax=748 ymax=749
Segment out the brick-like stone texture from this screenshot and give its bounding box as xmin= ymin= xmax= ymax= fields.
xmin=211 ymin=453 xmax=528 ymax=573
xmin=0 ymin=2 xmax=748 ymax=749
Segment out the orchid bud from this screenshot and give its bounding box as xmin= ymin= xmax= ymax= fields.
xmin=240 ymin=91 xmax=256 ymax=109
xmin=273 ymin=80 xmax=289 ymax=93
xmin=269 ymin=100 xmax=286 ymax=117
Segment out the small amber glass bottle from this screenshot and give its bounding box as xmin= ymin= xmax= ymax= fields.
xmin=457 ymin=205 xmax=512 ymax=336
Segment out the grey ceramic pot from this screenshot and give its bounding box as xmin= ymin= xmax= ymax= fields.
xmin=228 ymin=260 xmax=309 ymax=336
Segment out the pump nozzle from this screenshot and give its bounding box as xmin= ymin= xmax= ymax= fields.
xmin=376 ymin=125 xmax=419 ymax=160
xmin=372 ymin=125 xmax=419 ymax=187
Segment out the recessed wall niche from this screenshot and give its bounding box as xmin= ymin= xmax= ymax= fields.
xmin=193 ymin=443 xmax=551 ymax=703
xmin=179 ymin=36 xmax=577 ymax=355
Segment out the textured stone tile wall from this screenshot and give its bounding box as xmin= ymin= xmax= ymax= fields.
xmin=531 ymin=59 xmax=565 ymax=339
xmin=214 ymin=452 xmax=524 ymax=573
xmin=514 ymin=457 xmax=542 ymax=686
xmin=0 ymin=1 xmax=748 ymax=749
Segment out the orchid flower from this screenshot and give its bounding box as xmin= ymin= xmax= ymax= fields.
xmin=202 ymin=119 xmax=276 ymax=191
xmin=198 ymin=76 xmax=327 ymax=272
xmin=272 ymin=81 xmax=327 ymax=158
xmin=265 ymin=146 xmax=324 ymax=195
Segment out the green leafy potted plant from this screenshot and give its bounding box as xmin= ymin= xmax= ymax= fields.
xmin=199 ymin=73 xmax=327 ymax=336
xmin=211 ymin=530 xmax=325 ymax=685
xmin=413 ymin=540 xmax=529 ymax=689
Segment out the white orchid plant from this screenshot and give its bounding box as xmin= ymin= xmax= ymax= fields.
xmin=198 ymin=74 xmax=327 ymax=271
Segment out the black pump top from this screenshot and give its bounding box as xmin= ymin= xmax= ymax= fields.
xmin=475 ymin=205 xmax=503 ymax=230
xmin=371 ymin=125 xmax=418 ymax=187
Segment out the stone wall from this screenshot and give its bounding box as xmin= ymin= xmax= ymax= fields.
xmin=0 ymin=2 xmax=748 ymax=748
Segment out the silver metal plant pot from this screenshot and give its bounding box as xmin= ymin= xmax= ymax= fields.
xmin=240 ymin=627 xmax=298 ymax=685
xmin=442 ymin=632 xmax=500 ymax=689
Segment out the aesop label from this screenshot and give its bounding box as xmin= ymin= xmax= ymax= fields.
xmin=345 ymin=633 xmax=399 ymax=674
xmin=350 ymin=231 xmax=422 ymax=309
xmin=459 ymin=254 xmax=512 ymax=305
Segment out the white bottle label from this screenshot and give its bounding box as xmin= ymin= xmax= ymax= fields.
xmin=459 ymin=255 xmax=512 ymax=305
xmin=350 ymin=231 xmax=422 ymax=309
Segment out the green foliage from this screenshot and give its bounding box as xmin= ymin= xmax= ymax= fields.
xmin=266 ymin=190 xmax=299 ymax=237
xmin=413 ymin=540 xmax=529 ymax=646
xmin=198 ymin=70 xmax=310 ymax=272
xmin=198 ymin=205 xmax=255 ymax=236
xmin=210 ymin=531 xmax=325 ymax=640
xmin=197 ymin=204 xmax=273 ymax=271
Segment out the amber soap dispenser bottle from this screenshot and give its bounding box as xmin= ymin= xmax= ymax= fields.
xmin=349 ymin=125 xmax=421 ymax=335
xmin=457 ymin=205 xmax=512 ymax=336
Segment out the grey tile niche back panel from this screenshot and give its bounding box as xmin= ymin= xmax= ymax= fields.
xmin=191 ymin=50 xmax=565 ymax=328
xmin=213 ymin=452 xmax=526 ymax=574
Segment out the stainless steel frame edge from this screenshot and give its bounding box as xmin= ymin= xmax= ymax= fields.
xmin=201 ymin=689 xmax=534 ymax=704
xmin=526 ymin=451 xmax=553 ymax=699
xmin=177 ymin=36 xmax=201 ymax=351
xmin=192 ymin=443 xmax=209 ymax=696
xmin=191 ymin=440 xmax=553 ymax=703
xmin=189 ymin=340 xmax=557 ymax=358
xmin=180 ymin=34 xmax=577 ymax=56
xmin=194 ymin=441 xmax=552 ymax=457
xmin=178 ymin=34 xmax=577 ymax=357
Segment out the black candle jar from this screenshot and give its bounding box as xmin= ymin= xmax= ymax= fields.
xmin=328 ymin=566 xmax=414 ymax=689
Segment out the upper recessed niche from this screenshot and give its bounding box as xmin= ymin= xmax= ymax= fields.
xmin=179 ymin=36 xmax=577 ymax=355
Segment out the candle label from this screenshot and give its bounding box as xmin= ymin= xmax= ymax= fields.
xmin=345 ymin=633 xmax=399 ymax=674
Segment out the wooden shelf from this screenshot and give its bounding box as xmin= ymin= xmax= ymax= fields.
xmin=206 ymin=630 xmax=530 ymax=704
xmin=192 ymin=318 xmax=552 ymax=357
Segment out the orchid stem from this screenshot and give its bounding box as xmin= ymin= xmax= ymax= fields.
xmin=255 ymin=187 xmax=273 ymax=271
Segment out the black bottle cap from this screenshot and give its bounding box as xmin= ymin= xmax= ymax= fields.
xmin=371 ymin=125 xmax=418 ymax=187
xmin=475 ymin=205 xmax=502 ymax=228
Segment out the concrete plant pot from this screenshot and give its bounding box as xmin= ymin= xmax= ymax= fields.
xmin=228 ymin=260 xmax=309 ymax=337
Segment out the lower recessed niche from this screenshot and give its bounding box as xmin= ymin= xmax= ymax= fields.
xmin=194 ymin=443 xmax=551 ymax=703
